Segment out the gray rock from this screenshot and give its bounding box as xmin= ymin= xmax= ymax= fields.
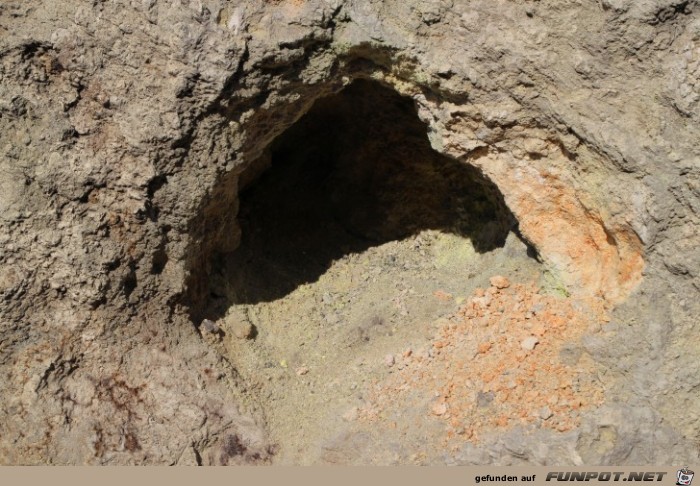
xmin=201 ymin=319 xmax=220 ymax=334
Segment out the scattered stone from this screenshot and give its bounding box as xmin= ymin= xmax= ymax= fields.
xmin=477 ymin=342 xmax=492 ymax=354
xmin=232 ymin=320 xmax=255 ymax=340
xmin=384 ymin=354 xmax=395 ymax=367
xmin=432 ymin=402 xmax=448 ymax=416
xmin=359 ymin=278 xmax=610 ymax=446
xmin=521 ymin=336 xmax=539 ymax=351
xmin=539 ymin=406 xmax=553 ymax=420
xmin=201 ymin=319 xmax=220 ymax=334
xmin=476 ymin=391 xmax=495 ymax=408
xmin=489 ymin=276 xmax=510 ymax=289
xmin=296 ymin=366 xmax=309 ymax=376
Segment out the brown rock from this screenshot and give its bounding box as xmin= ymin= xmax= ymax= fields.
xmin=489 ymin=276 xmax=511 ymax=289
xmin=232 ymin=320 xmax=255 ymax=340
xmin=432 ymin=402 xmax=448 ymax=416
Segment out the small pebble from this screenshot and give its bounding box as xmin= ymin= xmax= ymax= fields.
xmin=521 ymin=336 xmax=539 ymax=351
xmin=384 ymin=354 xmax=395 ymax=367
xmin=232 ymin=320 xmax=255 ymax=340
xmin=201 ymin=319 xmax=220 ymax=334
xmin=539 ymin=406 xmax=553 ymax=420
xmin=477 ymin=342 xmax=492 ymax=354
xmin=476 ymin=391 xmax=495 ymax=408
xmin=489 ymin=275 xmax=510 ymax=289
xmin=296 ymin=366 xmax=309 ymax=376
xmin=432 ymin=402 xmax=448 ymax=416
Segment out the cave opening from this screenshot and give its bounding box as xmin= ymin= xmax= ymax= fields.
xmin=186 ymin=79 xmax=547 ymax=463
xmin=197 ymin=79 xmax=522 ymax=320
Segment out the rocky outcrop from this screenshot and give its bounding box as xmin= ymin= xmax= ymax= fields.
xmin=1 ymin=0 xmax=698 ymax=464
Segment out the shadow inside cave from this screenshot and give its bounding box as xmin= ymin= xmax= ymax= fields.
xmin=193 ymin=79 xmax=519 ymax=320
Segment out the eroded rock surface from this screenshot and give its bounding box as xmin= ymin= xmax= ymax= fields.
xmin=1 ymin=0 xmax=698 ymax=464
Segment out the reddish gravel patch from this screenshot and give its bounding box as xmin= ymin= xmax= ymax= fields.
xmin=358 ymin=276 xmax=608 ymax=446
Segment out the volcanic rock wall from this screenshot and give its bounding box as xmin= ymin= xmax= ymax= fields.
xmin=0 ymin=0 xmax=698 ymax=464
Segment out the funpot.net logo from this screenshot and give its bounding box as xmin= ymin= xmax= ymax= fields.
xmin=677 ymin=467 xmax=694 ymax=486
xmin=545 ymin=472 xmax=668 ymax=482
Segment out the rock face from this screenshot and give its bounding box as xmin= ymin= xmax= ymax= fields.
xmin=0 ymin=0 xmax=698 ymax=465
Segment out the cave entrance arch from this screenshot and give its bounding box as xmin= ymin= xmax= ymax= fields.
xmin=191 ymin=79 xmax=524 ymax=322
xmin=182 ymin=78 xmax=548 ymax=463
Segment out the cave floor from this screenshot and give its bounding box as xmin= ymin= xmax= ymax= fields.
xmin=207 ymin=226 xmax=609 ymax=464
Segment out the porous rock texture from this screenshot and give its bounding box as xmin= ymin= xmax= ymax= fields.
xmin=0 ymin=0 xmax=699 ymax=465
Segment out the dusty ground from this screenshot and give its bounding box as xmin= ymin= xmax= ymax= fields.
xmin=206 ymin=226 xmax=613 ymax=464
xmin=213 ymin=230 xmax=550 ymax=464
